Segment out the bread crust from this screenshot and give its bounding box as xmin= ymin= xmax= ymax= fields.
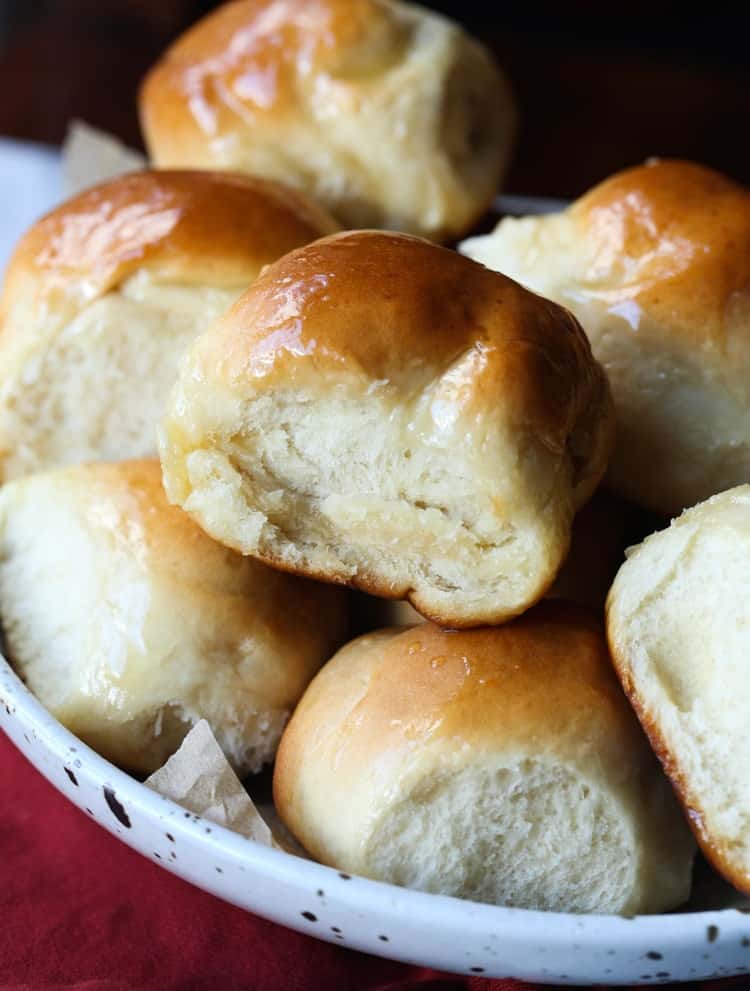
xmin=571 ymin=159 xmax=750 ymax=347
xmin=139 ymin=0 xmax=515 ymax=240
xmin=273 ymin=602 xmax=695 ymax=911
xmin=1 ymin=168 xmax=339 ymax=309
xmin=0 ymin=169 xmax=338 ymax=481
xmin=461 ymin=159 xmax=750 ymax=517
xmin=160 ymin=231 xmax=615 ymax=627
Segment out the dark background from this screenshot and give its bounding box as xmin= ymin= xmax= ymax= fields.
xmin=0 ymin=0 xmax=748 ymax=197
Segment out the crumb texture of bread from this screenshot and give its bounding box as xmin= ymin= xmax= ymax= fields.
xmin=140 ymin=0 xmax=516 ymax=240
xmin=0 ymin=169 xmax=338 ymax=481
xmin=159 ymin=231 xmax=614 ymax=628
xmin=607 ymin=485 xmax=750 ymax=893
xmin=460 ymin=159 xmax=750 ymax=517
xmin=273 ymin=605 xmax=695 ymax=913
xmin=377 ymin=491 xmax=629 ymax=625
xmin=0 ymin=460 xmax=348 ymax=775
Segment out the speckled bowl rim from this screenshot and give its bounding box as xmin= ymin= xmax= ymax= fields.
xmin=3 ymin=652 xmax=750 ymax=987
xmin=0 ymin=149 xmax=748 ymax=982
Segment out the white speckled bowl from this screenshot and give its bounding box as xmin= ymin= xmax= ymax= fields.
xmin=2 ymin=141 xmax=750 ymax=984
xmin=3 ymin=655 xmax=750 ymax=986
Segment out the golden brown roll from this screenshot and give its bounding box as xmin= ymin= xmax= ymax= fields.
xmin=607 ymin=485 xmax=750 ymax=896
xmin=139 ymin=0 xmax=516 ymax=241
xmin=0 ymin=460 xmax=348 ymax=775
xmin=274 ymin=604 xmax=695 ymax=913
xmin=461 ymin=159 xmax=750 ymax=517
xmin=0 ymin=169 xmax=338 ymax=481
xmin=159 ymin=230 xmax=614 ymax=629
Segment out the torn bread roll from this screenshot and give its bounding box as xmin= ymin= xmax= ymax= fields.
xmin=0 ymin=460 xmax=348 ymax=775
xmin=607 ymin=485 xmax=750 ymax=896
xmin=461 ymin=159 xmax=750 ymax=517
xmin=159 ymin=230 xmax=614 ymax=629
xmin=274 ymin=604 xmax=695 ymax=913
xmin=377 ymin=490 xmax=629 ymax=625
xmin=139 ymin=0 xmax=515 ymax=241
xmin=0 ymin=169 xmax=338 ymax=481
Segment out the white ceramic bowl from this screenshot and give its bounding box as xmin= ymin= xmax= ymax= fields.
xmin=3 ymin=138 xmax=750 ymax=985
xmin=2 ymin=655 xmax=750 ymax=986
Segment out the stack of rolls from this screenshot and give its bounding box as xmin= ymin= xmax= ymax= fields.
xmin=4 ymin=0 xmax=750 ymax=918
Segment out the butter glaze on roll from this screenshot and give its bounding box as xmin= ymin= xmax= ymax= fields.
xmin=274 ymin=605 xmax=695 ymax=913
xmin=139 ymin=0 xmax=516 ymax=241
xmin=0 ymin=169 xmax=338 ymax=481
xmin=461 ymin=159 xmax=750 ymax=517
xmin=607 ymin=486 xmax=750 ymax=897
xmin=159 ymin=230 xmax=614 ymax=629
xmin=0 ymin=460 xmax=348 ymax=775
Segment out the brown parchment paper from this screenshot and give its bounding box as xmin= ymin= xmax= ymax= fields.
xmin=144 ymin=719 xmax=306 ymax=855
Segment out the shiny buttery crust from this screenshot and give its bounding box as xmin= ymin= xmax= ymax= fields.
xmin=273 ymin=603 xmax=694 ymax=912
xmin=460 ymin=159 xmax=750 ymax=516
xmin=0 ymin=169 xmax=338 ymax=479
xmin=2 ymin=168 xmax=339 ymax=306
xmin=0 ymin=460 xmax=348 ymax=775
xmin=140 ymin=0 xmax=515 ymax=240
xmin=159 ymin=230 xmax=614 ymax=628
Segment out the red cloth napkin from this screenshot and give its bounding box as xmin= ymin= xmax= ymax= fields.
xmin=0 ymin=732 xmax=744 ymax=991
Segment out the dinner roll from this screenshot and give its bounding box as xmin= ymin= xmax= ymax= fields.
xmin=159 ymin=231 xmax=614 ymax=629
xmin=0 ymin=169 xmax=337 ymax=482
xmin=139 ymin=0 xmax=515 ymax=241
xmin=376 ymin=492 xmax=629 ymax=626
xmin=607 ymin=485 xmax=750 ymax=896
xmin=460 ymin=159 xmax=750 ymax=517
xmin=274 ymin=604 xmax=695 ymax=913
xmin=0 ymin=460 xmax=347 ymax=775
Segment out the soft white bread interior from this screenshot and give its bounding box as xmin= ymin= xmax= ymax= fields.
xmin=159 ymin=231 xmax=615 ymax=629
xmin=0 ymin=460 xmax=348 ymax=775
xmin=0 ymin=169 xmax=338 ymax=482
xmin=376 ymin=490 xmax=629 ymax=625
xmin=460 ymin=159 xmax=750 ymax=517
xmin=607 ymin=485 xmax=750 ymax=896
xmin=140 ymin=0 xmax=516 ymax=241
xmin=274 ymin=604 xmax=695 ymax=913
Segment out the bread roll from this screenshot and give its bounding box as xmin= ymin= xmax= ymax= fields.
xmin=376 ymin=490 xmax=629 ymax=625
xmin=274 ymin=604 xmax=695 ymax=913
xmin=0 ymin=169 xmax=337 ymax=481
xmin=461 ymin=159 xmax=750 ymax=517
xmin=0 ymin=460 xmax=348 ymax=775
xmin=159 ymin=230 xmax=614 ymax=628
xmin=139 ymin=0 xmax=516 ymax=241
xmin=372 ymin=492 xmax=628 ymax=627
xmin=607 ymin=485 xmax=750 ymax=896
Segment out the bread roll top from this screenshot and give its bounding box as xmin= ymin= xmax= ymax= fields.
xmin=276 ymin=604 xmax=656 ymax=809
xmin=1 ymin=168 xmax=339 ymax=319
xmin=141 ymin=0 xmax=415 ymax=133
xmin=168 ymin=230 xmax=612 ymax=508
xmin=139 ymin=0 xmax=515 ymax=239
xmin=569 ymin=159 xmax=750 ymax=347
